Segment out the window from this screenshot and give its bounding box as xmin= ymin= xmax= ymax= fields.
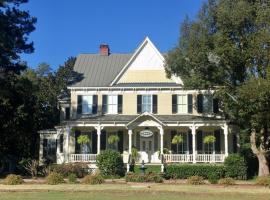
xmin=203 ymin=95 xmax=213 ymax=113
xmin=82 ymin=95 xmax=93 ymax=114
xmin=142 ymin=95 xmax=152 ymax=113
xmin=177 ymin=95 xmax=187 ymax=113
xmin=107 ymin=95 xmax=118 ymax=114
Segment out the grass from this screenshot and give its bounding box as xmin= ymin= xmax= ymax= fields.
xmin=0 ymin=183 xmax=270 ymax=200
xmin=134 ymin=165 xmax=161 ymax=174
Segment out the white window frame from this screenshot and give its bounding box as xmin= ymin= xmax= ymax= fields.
xmin=177 ymin=94 xmax=188 ymax=114
xmin=141 ymin=95 xmax=152 ymax=113
xmin=82 ymin=95 xmax=93 ymax=114
xmin=107 ymin=95 xmax=118 ymax=114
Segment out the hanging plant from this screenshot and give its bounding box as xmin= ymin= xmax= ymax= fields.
xmin=108 ymin=135 xmax=119 ymax=144
xmin=171 ymin=135 xmax=183 ymax=145
xmin=203 ymin=135 xmax=216 ymax=144
xmin=77 ymin=135 xmax=90 ymax=145
xmin=131 ymin=147 xmax=139 ymax=160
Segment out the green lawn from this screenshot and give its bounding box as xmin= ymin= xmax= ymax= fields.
xmin=0 ymin=184 xmax=269 ymax=200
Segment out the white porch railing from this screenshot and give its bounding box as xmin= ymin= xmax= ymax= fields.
xmin=164 ymin=154 xmax=225 ymax=163
xmin=69 ymin=154 xmax=97 ymax=163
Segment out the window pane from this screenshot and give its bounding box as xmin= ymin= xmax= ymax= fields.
xmin=107 ymin=95 xmax=118 ymax=114
xmin=141 ymin=95 xmax=152 ymax=113
xmin=177 ymin=95 xmax=187 ymax=113
xmin=82 ymin=95 xmax=93 ymax=114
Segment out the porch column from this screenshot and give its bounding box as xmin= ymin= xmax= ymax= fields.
xmin=159 ymin=127 xmax=164 ymax=172
xmin=128 ymin=129 xmax=133 ymax=154
xmin=223 ymin=123 xmax=229 ymax=157
xmin=39 ymin=134 xmax=44 ymax=164
xmin=65 ymin=126 xmax=71 ymax=163
xmin=191 ymin=125 xmax=196 ymax=164
xmin=95 ymin=126 xmax=103 ymax=155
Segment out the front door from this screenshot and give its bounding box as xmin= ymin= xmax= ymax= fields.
xmin=140 ymin=137 xmax=154 ymax=163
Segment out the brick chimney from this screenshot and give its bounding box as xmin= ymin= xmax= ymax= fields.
xmin=100 ymin=44 xmax=110 ymax=56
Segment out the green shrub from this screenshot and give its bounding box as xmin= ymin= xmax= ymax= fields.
xmin=4 ymin=174 xmax=24 ymax=185
xmin=96 ymin=150 xmax=124 ymax=177
xmin=224 ymin=154 xmax=247 ymax=180
xmin=208 ymin=172 xmax=219 ymax=184
xmin=82 ymin=173 xmax=104 ymax=185
xmin=187 ymin=176 xmax=204 ymax=185
xmin=255 ymin=176 xmax=270 ymax=186
xmin=165 ymin=164 xmax=224 ymax=179
xmin=46 ymin=172 xmax=64 ymax=185
xmin=218 ymin=177 xmax=236 ymax=185
xmin=68 ymin=173 xmax=77 ymax=183
xmin=50 ymin=163 xmax=88 ymax=178
xmin=125 ymin=172 xmax=163 ymax=183
xmin=134 ymin=165 xmax=161 ymax=174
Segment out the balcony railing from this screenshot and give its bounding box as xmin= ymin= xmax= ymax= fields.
xmin=164 ymin=154 xmax=225 ymax=163
xmin=69 ymin=154 xmax=97 ymax=163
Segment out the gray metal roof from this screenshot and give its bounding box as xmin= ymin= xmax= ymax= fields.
xmin=113 ymin=83 xmax=182 ymax=87
xmin=71 ymin=54 xmax=132 ymax=87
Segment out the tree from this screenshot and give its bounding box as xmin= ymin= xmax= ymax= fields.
xmin=165 ymin=0 xmax=270 ymax=176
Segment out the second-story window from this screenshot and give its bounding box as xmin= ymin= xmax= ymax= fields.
xmin=108 ymin=95 xmax=118 ymax=114
xmin=142 ymin=95 xmax=152 ymax=113
xmin=177 ymin=95 xmax=187 ymax=113
xmin=82 ymin=95 xmax=93 ymax=114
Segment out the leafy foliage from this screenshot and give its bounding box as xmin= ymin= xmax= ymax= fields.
xmin=81 ymin=173 xmax=104 ymax=185
xmin=256 ymin=176 xmax=270 ymax=187
xmin=4 ymin=174 xmax=24 ymax=185
xmin=165 ymin=164 xmax=224 ymax=179
xmin=171 ymin=135 xmax=183 ymax=144
xmin=187 ymin=176 xmax=205 ymax=185
xmin=67 ymin=173 xmax=77 ymax=184
xmin=224 ymin=154 xmax=247 ymax=180
xmin=125 ymin=172 xmax=163 ymax=183
xmin=96 ymin=150 xmax=124 ymax=177
xmin=50 ymin=163 xmax=88 ymax=178
xmin=203 ymin=135 xmax=216 ymax=144
xmin=77 ymin=135 xmax=90 ymax=145
xmin=218 ymin=177 xmax=236 ymax=186
xmin=107 ymin=135 xmax=119 ymax=145
xmin=46 ymin=172 xmax=64 ymax=185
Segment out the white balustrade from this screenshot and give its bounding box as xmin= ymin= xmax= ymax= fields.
xmin=164 ymin=154 xmax=225 ymax=163
xmin=69 ymin=154 xmax=97 ymax=163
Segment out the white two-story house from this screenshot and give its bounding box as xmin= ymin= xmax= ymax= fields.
xmin=39 ymin=37 xmax=239 ymax=171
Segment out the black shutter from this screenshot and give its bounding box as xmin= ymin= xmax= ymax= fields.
xmin=102 ymin=95 xmax=107 ymax=114
xmin=197 ymin=94 xmax=203 ymax=113
xmin=137 ymin=95 xmax=142 ymax=114
xmin=43 ymin=139 xmax=48 ymax=156
xmin=188 ymin=131 xmax=192 ymax=153
xmin=101 ymin=130 xmax=106 ymax=150
xmin=77 ymin=95 xmax=82 ymax=115
xmin=92 ymin=95 xmax=98 ymax=114
xmin=171 ymin=130 xmax=177 ymax=153
xmin=118 ymin=131 xmax=124 ymax=153
xmin=197 ymin=130 xmax=203 ymax=153
xmin=214 ymin=130 xmax=221 ymax=153
xmin=213 ymin=98 xmax=219 ymax=114
xmin=92 ymin=130 xmax=97 ymax=154
xmin=188 ymin=94 xmax=193 ymax=114
xmin=65 ymin=107 xmax=70 ymax=120
xmin=118 ymin=95 xmax=123 ymax=114
xmin=172 ymin=95 xmax=177 ymax=114
xmin=152 ymin=95 xmax=158 ymax=114
xmin=60 ymin=134 xmax=64 ymax=153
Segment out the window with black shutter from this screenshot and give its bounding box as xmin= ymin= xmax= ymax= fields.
xmin=197 ymin=94 xmax=203 ymax=113
xmin=118 ymin=95 xmax=123 ymax=114
xmin=59 ymin=134 xmax=63 ymax=153
xmin=214 ymin=130 xmax=221 ymax=153
xmin=213 ymin=98 xmax=219 ymax=114
xmin=77 ymin=95 xmax=82 ymax=115
xmin=65 ymin=107 xmax=70 ymax=120
xmin=118 ymin=131 xmax=124 ymax=153
xmin=197 ymin=130 xmax=203 ymax=153
xmin=188 ymin=94 xmax=193 ymax=114
xmin=172 ymin=95 xmax=177 ymax=114
xmin=102 ymin=95 xmax=107 ymax=114
xmin=92 ymin=130 xmax=97 ymax=154
xmin=101 ymin=130 xmax=107 ymax=150
xmin=188 ymin=131 xmax=193 ymax=153
xmin=92 ymin=95 xmax=98 ymax=114
xmin=152 ymin=95 xmax=158 ymax=114
xmin=137 ymin=95 xmax=142 ymax=114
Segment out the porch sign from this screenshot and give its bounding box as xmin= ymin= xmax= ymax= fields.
xmin=140 ymin=130 xmax=153 ymax=137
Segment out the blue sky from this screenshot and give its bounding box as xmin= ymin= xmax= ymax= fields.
xmin=21 ymin=0 xmax=205 ymax=70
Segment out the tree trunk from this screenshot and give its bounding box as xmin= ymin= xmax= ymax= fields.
xmin=250 ymin=130 xmax=269 ymax=177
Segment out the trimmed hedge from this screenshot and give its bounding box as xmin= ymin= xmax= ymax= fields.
xmin=4 ymin=174 xmax=24 ymax=185
xmin=165 ymin=164 xmax=224 ymax=179
xmin=224 ymin=154 xmax=247 ymax=180
xmin=50 ymin=163 xmax=88 ymax=178
xmin=126 ymin=172 xmax=163 ymax=183
xmin=46 ymin=172 xmax=64 ymax=185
